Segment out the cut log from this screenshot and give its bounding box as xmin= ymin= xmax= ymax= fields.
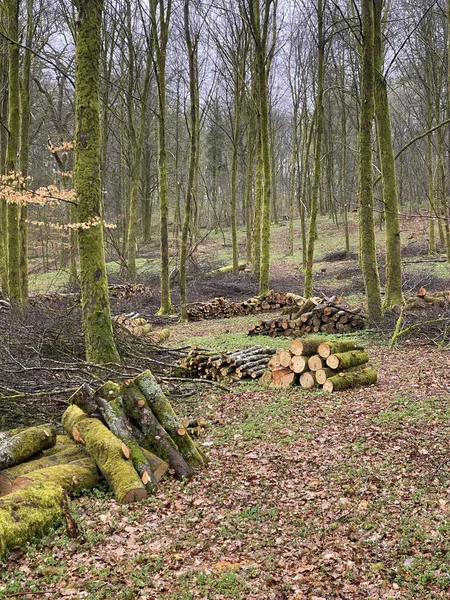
xmin=289 ymin=338 xmax=304 ymax=356
xmin=289 ymin=355 xmax=308 ymax=374
xmin=94 ymin=394 xmax=158 ymax=492
xmin=260 ymin=370 xmax=273 ymax=384
xmin=270 ymin=368 xmax=296 ymax=388
xmin=121 ymin=382 xmax=194 ymax=480
xmin=278 ymin=350 xmax=292 ymax=368
xmin=0 ymin=482 xmax=65 ymax=559
xmin=323 ymin=367 xmax=377 ymax=393
xmin=317 ymin=340 xmax=364 ymax=359
xmin=326 ymin=350 xmax=369 ymax=370
xmin=314 ymin=368 xmax=336 ymax=385
xmin=140 ymin=448 xmax=170 ymax=483
xmin=268 ymin=354 xmax=281 ymax=369
xmin=0 ymin=424 xmax=57 ymax=471
xmin=69 ymin=383 xmax=98 ymax=417
xmin=134 ymin=371 xmax=205 ymax=469
xmin=62 ymin=405 xmax=147 ymax=504
xmin=295 ymin=338 xmax=323 ymax=356
xmin=299 ymin=372 xmax=315 ymax=389
xmin=12 ymin=458 xmax=99 ymax=496
xmin=307 ymin=355 xmax=324 ymax=371
xmin=0 ymin=444 xmax=88 ymax=495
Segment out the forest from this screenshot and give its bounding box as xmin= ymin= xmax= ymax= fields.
xmin=0 ymin=0 xmax=450 ymax=598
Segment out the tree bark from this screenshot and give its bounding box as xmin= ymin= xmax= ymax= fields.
xmin=0 ymin=424 xmax=57 ymax=471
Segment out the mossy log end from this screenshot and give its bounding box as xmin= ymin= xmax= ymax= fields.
xmin=323 ymin=367 xmax=377 ymax=393
xmin=12 ymin=458 xmax=100 ymax=496
xmin=121 ymin=382 xmax=194 ymax=480
xmin=326 ymin=350 xmax=369 ymax=370
xmin=95 ymin=395 xmax=158 ymax=493
xmin=0 ymin=482 xmax=64 ymax=559
xmin=134 ymin=370 xmax=205 ymax=469
xmin=0 ymin=424 xmax=57 ymax=471
xmin=317 ymin=339 xmax=364 ymax=359
xmin=62 ymin=405 xmax=147 ymax=504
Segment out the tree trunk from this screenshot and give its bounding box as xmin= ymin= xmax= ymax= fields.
xmin=373 ymin=0 xmax=403 ymax=307
xmin=323 ymin=367 xmax=377 ymax=393
xmin=358 ymin=0 xmax=383 ymax=321
xmin=0 ymin=424 xmax=57 ymax=471
xmin=73 ymin=0 xmax=120 ymax=364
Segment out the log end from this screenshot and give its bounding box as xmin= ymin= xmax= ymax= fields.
xmin=121 ymin=488 xmax=148 ymax=504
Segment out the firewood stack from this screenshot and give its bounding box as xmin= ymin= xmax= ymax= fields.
xmin=262 ymin=337 xmax=377 ymax=392
xmin=248 ymin=297 xmax=365 ymax=337
xmin=0 ymin=370 xmax=207 ymax=558
xmin=179 ymin=345 xmax=277 ymax=382
xmin=187 ymin=291 xmax=305 ymax=321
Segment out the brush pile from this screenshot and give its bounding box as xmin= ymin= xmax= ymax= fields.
xmin=263 ymin=337 xmax=377 ymax=392
xmin=0 ymin=370 xmax=207 ymax=558
xmin=178 ymin=345 xmax=277 ymax=382
xmin=248 ymin=297 xmax=365 ymax=337
xmin=187 ymin=291 xmax=305 ymax=321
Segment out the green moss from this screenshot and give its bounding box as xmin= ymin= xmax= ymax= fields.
xmin=0 ymin=425 xmax=57 ymax=471
xmin=0 ymin=482 xmax=63 ymax=558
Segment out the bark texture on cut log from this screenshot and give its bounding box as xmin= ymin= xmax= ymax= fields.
xmin=0 ymin=444 xmax=88 ymax=494
xmin=317 ymin=340 xmax=364 ymax=359
xmin=293 ymin=338 xmax=322 ymax=356
xmin=121 ymin=382 xmax=194 ymax=480
xmin=69 ymin=383 xmax=98 ymax=417
xmin=0 ymin=482 xmax=64 ymax=559
xmin=326 ymin=350 xmax=369 ymax=370
xmin=94 ymin=394 xmax=158 ymax=492
xmin=140 ymin=448 xmax=170 ymax=483
xmin=12 ymin=458 xmax=100 ymax=496
xmin=134 ymin=371 xmax=205 ymax=469
xmin=62 ymin=405 xmax=147 ymax=504
xmin=323 ymin=367 xmax=377 ymax=393
xmin=0 ymin=425 xmax=57 ymax=471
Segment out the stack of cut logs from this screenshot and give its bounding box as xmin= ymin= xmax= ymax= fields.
xmin=187 ymin=291 xmax=304 ymax=321
xmin=263 ymin=337 xmax=377 ymax=392
xmin=0 ymin=370 xmax=207 ymax=558
xmin=179 ymin=345 xmax=277 ymax=382
xmin=248 ymin=297 xmax=365 ymax=337
xmin=114 ymin=312 xmax=170 ymax=344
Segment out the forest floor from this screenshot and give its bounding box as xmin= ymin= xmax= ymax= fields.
xmin=1 ymin=215 xmax=450 ymax=599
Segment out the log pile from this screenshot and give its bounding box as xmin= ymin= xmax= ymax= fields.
xmin=178 ymin=345 xmax=277 ymax=382
xmin=248 ymin=297 xmax=365 ymax=337
xmin=262 ymin=337 xmax=377 ymax=392
xmin=187 ymin=291 xmax=305 ymax=321
xmin=113 ymin=312 xmax=170 ymax=344
xmin=0 ymin=370 xmax=207 ymax=558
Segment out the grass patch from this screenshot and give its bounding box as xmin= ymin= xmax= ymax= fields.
xmin=371 ymin=397 xmax=450 ymax=426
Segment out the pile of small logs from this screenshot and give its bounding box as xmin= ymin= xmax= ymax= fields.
xmin=263 ymin=337 xmax=377 ymax=392
xmin=405 ymin=287 xmax=450 ymax=311
xmin=248 ymin=297 xmax=365 ymax=337
xmin=0 ymin=370 xmax=207 ymax=558
xmin=114 ymin=312 xmax=170 ymax=344
xmin=109 ymin=283 xmax=149 ymax=298
xmin=179 ymin=345 xmax=277 ymax=382
xmin=187 ymin=291 xmax=305 ymax=321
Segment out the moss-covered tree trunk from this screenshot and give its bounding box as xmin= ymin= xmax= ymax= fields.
xmin=180 ymin=0 xmax=199 ymax=322
xmin=18 ymin=0 xmax=33 ymax=304
xmin=304 ymin=0 xmax=324 ymax=298
xmin=0 ymin=26 xmax=9 ymax=298
xmin=358 ymin=0 xmax=383 ymax=321
xmin=150 ymin=0 xmax=174 ymax=315
xmin=72 ymin=0 xmax=120 ymax=364
xmin=373 ymin=0 xmax=403 ymax=307
xmin=5 ymin=0 xmax=21 ymax=304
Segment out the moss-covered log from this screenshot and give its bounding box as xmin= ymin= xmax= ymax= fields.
xmin=140 ymin=448 xmax=169 ymax=483
xmin=289 ymin=337 xmax=322 ymax=356
xmin=323 ymin=367 xmax=377 ymax=393
xmin=134 ymin=370 xmax=205 ymax=469
xmin=94 ymin=395 xmax=157 ymax=492
xmin=0 ymin=444 xmax=88 ymax=495
xmin=317 ymin=340 xmax=364 ymax=359
xmin=122 ymin=382 xmax=193 ymax=480
xmin=62 ymin=405 xmax=147 ymax=503
xmin=0 ymin=482 xmax=64 ymax=558
xmin=0 ymin=424 xmax=57 ymax=471
xmin=326 ymin=350 xmax=369 ymax=370
xmin=69 ymin=383 xmax=98 ymax=417
xmin=12 ymin=458 xmax=99 ymax=496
